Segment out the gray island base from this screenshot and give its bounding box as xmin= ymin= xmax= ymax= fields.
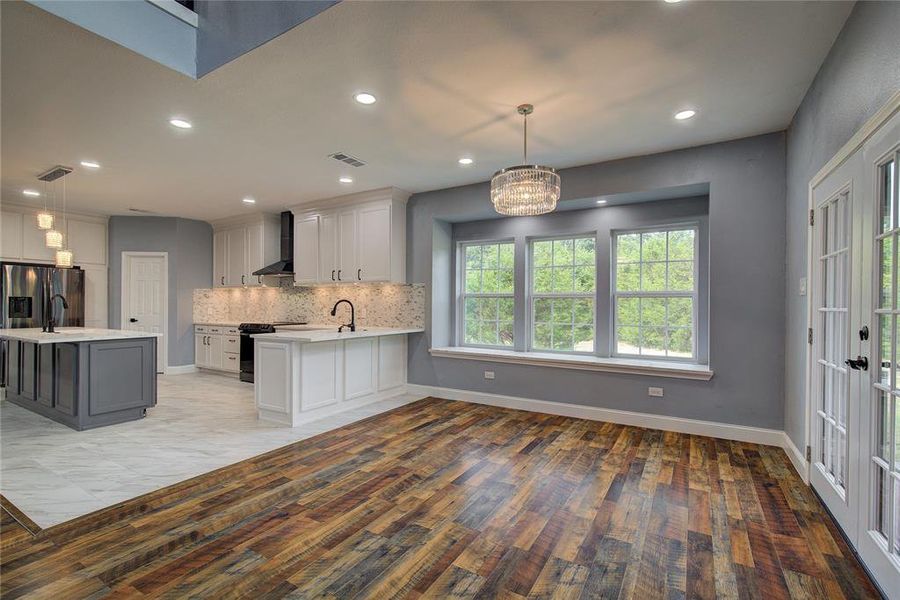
xmin=2 ymin=329 xmax=158 ymax=431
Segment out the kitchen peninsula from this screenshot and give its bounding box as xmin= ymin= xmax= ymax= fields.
xmin=1 ymin=328 xmax=159 ymax=430
xmin=252 ymin=325 xmax=422 ymax=426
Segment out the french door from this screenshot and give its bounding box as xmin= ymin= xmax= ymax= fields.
xmin=810 ymin=106 xmax=900 ymax=595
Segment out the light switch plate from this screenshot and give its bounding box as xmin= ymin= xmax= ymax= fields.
xmin=799 ymin=277 xmax=807 ymax=296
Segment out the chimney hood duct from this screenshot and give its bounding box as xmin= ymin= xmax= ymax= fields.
xmin=252 ymin=211 xmax=294 ymax=276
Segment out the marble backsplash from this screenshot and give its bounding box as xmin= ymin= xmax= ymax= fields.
xmin=193 ymin=282 xmax=425 ymax=328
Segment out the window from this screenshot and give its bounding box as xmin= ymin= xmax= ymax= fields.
xmin=531 ymin=237 xmax=596 ymax=352
xmin=613 ymin=227 xmax=697 ymax=358
xmin=460 ymin=241 xmax=515 ymax=347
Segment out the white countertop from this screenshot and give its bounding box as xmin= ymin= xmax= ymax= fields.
xmin=0 ymin=327 xmax=164 ymax=344
xmin=252 ymin=325 xmax=423 ymax=343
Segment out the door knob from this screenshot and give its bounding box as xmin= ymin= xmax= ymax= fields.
xmin=845 ymin=356 xmax=869 ymax=371
xmin=129 ymin=318 xmax=138 ymax=323
xmin=859 ymin=325 xmax=869 ymax=341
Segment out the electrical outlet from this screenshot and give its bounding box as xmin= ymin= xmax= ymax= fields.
xmin=484 ymin=370 xmax=495 ymax=380
xmin=648 ymin=387 xmax=664 ymax=397
xmin=799 ymin=277 xmax=807 ymax=296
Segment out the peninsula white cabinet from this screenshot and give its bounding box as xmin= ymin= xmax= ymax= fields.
xmin=254 ymin=330 xmax=413 ymax=427
xmin=210 ymin=214 xmax=280 ymax=287
xmin=290 ymin=187 xmax=408 ymax=285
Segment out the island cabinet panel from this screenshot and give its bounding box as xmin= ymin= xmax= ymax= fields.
xmin=300 ymin=341 xmax=341 ymax=411
xmin=378 ymin=335 xmax=406 ymax=391
xmin=88 ymin=340 xmax=155 ymax=415
xmin=344 ymin=338 xmax=375 ymax=400
xmin=37 ymin=345 xmax=54 ymax=407
xmin=6 ymin=340 xmax=21 ymax=396
xmin=55 ymin=344 xmax=78 ymax=416
xmin=2 ymin=335 xmax=157 ymax=430
xmin=255 ymin=342 xmax=292 ymax=417
xmin=20 ymin=342 xmax=36 ymax=400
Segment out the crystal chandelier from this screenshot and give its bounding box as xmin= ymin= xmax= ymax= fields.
xmin=491 ymin=104 xmax=560 ymax=216
xmin=37 ymin=181 xmax=53 ymax=230
xmin=45 ymin=228 xmax=63 ymax=249
xmin=55 ymin=249 xmax=73 ymax=268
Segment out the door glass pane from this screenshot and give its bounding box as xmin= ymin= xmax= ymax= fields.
xmin=881 ymin=236 xmax=894 ymax=308
xmin=880 ymin=315 xmax=892 ymax=386
xmin=882 ymin=159 xmax=896 ymax=233
xmin=877 ymin=391 xmax=891 ymax=461
xmin=876 ymin=467 xmax=888 ymax=538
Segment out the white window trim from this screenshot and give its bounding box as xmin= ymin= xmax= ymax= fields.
xmin=611 ymin=224 xmax=700 ymax=362
xmin=429 ymin=346 xmax=714 ymax=381
xmin=456 ymin=239 xmax=516 ymax=350
xmin=527 ymin=234 xmax=597 ymax=355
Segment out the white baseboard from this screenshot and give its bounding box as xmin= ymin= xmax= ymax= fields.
xmin=782 ymin=432 xmax=810 ymax=483
xmin=165 ymin=364 xmax=198 ymax=375
xmin=406 ymin=383 xmax=791 ymax=455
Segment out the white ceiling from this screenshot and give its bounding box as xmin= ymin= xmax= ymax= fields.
xmin=1 ymin=1 xmax=852 ymax=220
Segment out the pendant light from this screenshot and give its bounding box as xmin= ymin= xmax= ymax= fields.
xmin=490 ymin=104 xmax=560 ymax=216
xmin=55 ymin=176 xmax=74 ymax=268
xmin=44 ymin=181 xmax=62 ymax=249
xmin=36 ymin=181 xmax=53 ymax=230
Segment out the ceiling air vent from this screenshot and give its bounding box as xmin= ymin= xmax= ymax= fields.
xmin=328 ymin=152 xmax=366 ymax=168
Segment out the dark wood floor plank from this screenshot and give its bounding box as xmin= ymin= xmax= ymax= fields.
xmin=0 ymin=398 xmax=880 ymax=599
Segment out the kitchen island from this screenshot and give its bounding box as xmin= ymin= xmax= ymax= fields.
xmin=252 ymin=325 xmax=423 ymax=426
xmin=1 ymin=328 xmax=160 ymax=430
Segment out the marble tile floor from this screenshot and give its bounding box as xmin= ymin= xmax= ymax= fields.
xmin=0 ymin=372 xmax=423 ymax=529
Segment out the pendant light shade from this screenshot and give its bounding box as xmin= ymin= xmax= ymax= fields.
xmin=55 ymin=248 xmax=73 ymax=268
xmin=491 ymin=104 xmax=560 ymax=216
xmin=45 ymin=229 xmax=63 ymax=249
xmin=36 ymin=212 xmax=54 ymax=230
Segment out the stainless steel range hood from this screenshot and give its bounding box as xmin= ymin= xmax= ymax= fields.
xmin=253 ymin=211 xmax=293 ymax=276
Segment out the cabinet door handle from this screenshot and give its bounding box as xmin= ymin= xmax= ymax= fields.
xmin=241 ymin=275 xmax=245 ymax=285
xmin=357 ymin=268 xmax=362 ymax=281
xmin=221 ymin=276 xmax=225 ymax=285
xmin=337 ymin=269 xmax=342 ymax=281
xmin=257 ymin=275 xmax=262 ymax=285
xmin=331 ymin=269 xmax=335 ymax=281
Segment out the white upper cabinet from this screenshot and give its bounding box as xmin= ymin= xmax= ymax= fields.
xmin=1 ymin=211 xmax=23 ymax=259
xmin=210 ymin=215 xmax=280 ymax=288
xmin=357 ymin=203 xmax=392 ymax=282
xmin=289 ymin=187 xmax=408 ymax=285
xmin=66 ymin=219 xmax=107 ymax=265
xmin=22 ymin=219 xmax=56 ymax=262
xmin=293 ymin=214 xmax=320 ymax=285
xmin=318 ymin=213 xmax=338 ymax=283
xmin=213 ymin=231 xmax=227 ymax=287
xmin=337 ymin=209 xmax=358 ymax=282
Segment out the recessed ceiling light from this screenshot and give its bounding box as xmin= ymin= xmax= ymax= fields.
xmin=169 ymin=118 xmax=193 ymax=129
xmin=674 ymin=109 xmax=696 ymax=120
xmin=458 ymin=157 xmax=474 ymax=166
xmin=596 ymin=199 xmax=607 ymax=205
xmin=354 ymin=93 xmax=376 ymax=105
xmin=80 ymin=160 xmax=100 ymax=169
xmin=242 ymin=197 xmax=256 ymax=204
xmin=339 ymin=176 xmax=354 ymax=184
xmin=23 ymin=189 xmax=40 ymax=197
xmin=664 ymin=0 xmax=683 ymax=3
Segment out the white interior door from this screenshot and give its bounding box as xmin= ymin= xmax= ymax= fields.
xmin=859 ymin=110 xmax=900 ymax=593
xmin=810 ymin=153 xmax=863 ymax=539
xmin=122 ymin=253 xmax=166 ymax=372
xmin=810 ymin=106 xmax=900 ymax=595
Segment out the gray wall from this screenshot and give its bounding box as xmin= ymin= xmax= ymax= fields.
xmin=108 ymin=216 xmax=212 ymax=367
xmin=450 ymin=196 xmax=710 ymax=362
xmin=195 ymin=0 xmax=338 ymax=77
xmin=408 ymin=133 xmax=786 ymax=430
xmin=784 ymin=1 xmax=900 ymax=449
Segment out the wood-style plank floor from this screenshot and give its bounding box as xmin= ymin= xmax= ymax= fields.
xmin=0 ymin=397 xmax=880 ymax=599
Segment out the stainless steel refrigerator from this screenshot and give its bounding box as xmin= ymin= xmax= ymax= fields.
xmin=1 ymin=262 xmax=85 ymax=385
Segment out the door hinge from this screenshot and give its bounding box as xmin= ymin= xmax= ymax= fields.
xmin=809 ymin=209 xmax=815 ymax=227
xmin=805 ymin=445 xmax=811 ymax=461
xmin=808 ymin=327 xmax=813 ymax=344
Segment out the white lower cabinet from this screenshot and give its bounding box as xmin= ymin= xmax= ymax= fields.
xmin=194 ymin=325 xmax=239 ymax=373
xmin=255 ymin=334 xmax=408 ymax=426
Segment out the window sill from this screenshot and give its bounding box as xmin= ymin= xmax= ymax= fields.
xmin=429 ymin=346 xmax=714 ymax=381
